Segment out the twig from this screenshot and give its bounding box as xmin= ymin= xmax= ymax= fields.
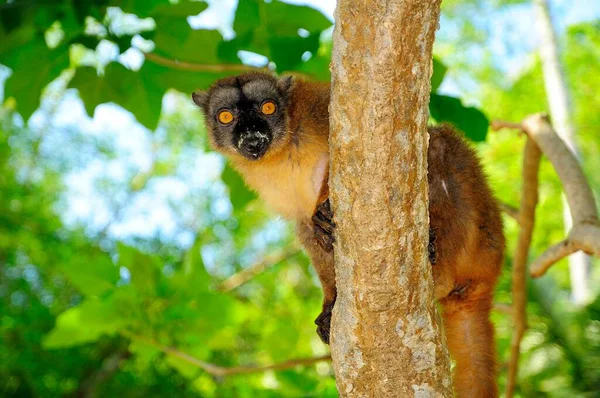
xmin=500 ymin=202 xmax=521 ymax=225
xmin=121 ymin=331 xmax=330 ymax=377
xmin=219 ymin=245 xmax=302 ymax=292
xmin=143 ymin=52 xmax=314 ymax=80
xmin=490 ymin=120 xmax=523 ymax=131
xmin=144 ymin=52 xmax=264 ymax=73
xmin=531 ymin=224 xmax=600 ymax=277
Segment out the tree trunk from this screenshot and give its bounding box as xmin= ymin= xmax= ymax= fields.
xmin=533 ymin=0 xmax=591 ymax=305
xmin=329 ymin=1 xmax=452 ymax=396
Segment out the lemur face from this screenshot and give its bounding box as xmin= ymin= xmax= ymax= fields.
xmin=193 ymin=72 xmax=292 ymax=161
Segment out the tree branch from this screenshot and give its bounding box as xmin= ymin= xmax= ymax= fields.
xmin=505 ymin=137 xmax=541 ymax=398
xmin=531 ymin=224 xmax=600 ymax=277
xmin=494 ymin=113 xmax=600 ymax=277
xmin=121 ymin=331 xmax=330 ymax=377
xmin=144 ymin=52 xmax=264 ymax=73
xmin=219 ymin=245 xmax=302 ymax=292
xmin=500 ymin=202 xmax=521 ymax=224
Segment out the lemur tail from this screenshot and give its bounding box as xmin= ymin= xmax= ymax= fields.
xmin=441 ymin=282 xmax=498 ymax=398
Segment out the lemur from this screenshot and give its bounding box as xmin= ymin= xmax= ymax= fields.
xmin=193 ymin=72 xmax=505 ymax=397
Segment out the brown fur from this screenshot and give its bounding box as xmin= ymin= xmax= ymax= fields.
xmin=197 ymin=73 xmax=504 ymax=398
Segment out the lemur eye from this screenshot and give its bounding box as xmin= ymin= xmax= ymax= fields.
xmin=218 ymin=110 xmax=234 ymax=124
xmin=261 ymin=101 xmax=276 ymax=115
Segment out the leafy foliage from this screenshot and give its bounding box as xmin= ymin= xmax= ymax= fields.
xmin=0 ymin=1 xmax=598 ymax=397
xmin=0 ymin=0 xmax=487 ymax=137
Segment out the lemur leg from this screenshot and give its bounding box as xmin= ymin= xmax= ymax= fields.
xmin=297 ymin=202 xmax=336 ymax=344
xmin=440 ymin=281 xmax=498 ymax=398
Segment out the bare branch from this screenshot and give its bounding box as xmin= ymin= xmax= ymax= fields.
xmin=531 ymin=225 xmax=600 ymax=277
xmin=506 ymin=138 xmax=541 ymax=398
xmin=219 ymin=245 xmax=302 ymax=292
xmin=490 ymin=120 xmax=524 ymax=132
xmin=500 ymin=202 xmax=521 ymax=224
xmin=121 ymin=331 xmax=331 ymax=377
xmin=521 ymin=113 xmax=598 ymax=226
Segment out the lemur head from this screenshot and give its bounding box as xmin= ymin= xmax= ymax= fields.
xmin=192 ymin=72 xmax=293 ymax=161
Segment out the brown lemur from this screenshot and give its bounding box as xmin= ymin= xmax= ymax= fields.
xmin=193 ymin=72 xmax=505 ymax=398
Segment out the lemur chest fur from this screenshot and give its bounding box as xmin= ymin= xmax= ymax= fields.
xmin=234 ymin=147 xmax=328 ymax=220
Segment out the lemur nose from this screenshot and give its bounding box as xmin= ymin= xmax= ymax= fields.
xmin=243 ymin=135 xmax=266 ymax=156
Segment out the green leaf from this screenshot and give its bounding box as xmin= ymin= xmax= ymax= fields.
xmin=221 ymin=0 xmax=332 ymax=71
xmin=429 ymin=93 xmax=489 ymax=142
xmin=59 ymin=250 xmax=119 ymax=296
xmin=297 ymin=33 xmax=332 ymax=81
xmin=431 ymin=58 xmax=448 ymax=91
xmin=181 ymin=237 xmax=210 ymax=286
xmin=152 ymin=21 xmax=223 ymax=64
xmin=151 ymin=1 xmax=208 ymax=17
xmin=117 ymin=244 xmax=162 ymax=295
xmin=221 ymin=163 xmax=257 ymax=211
xmin=141 ymin=58 xmax=228 ymax=95
xmin=70 ymin=57 xmax=229 ymax=130
xmin=118 ymin=0 xmax=207 ymax=18
xmin=165 ymin=355 xmax=200 ymax=378
xmin=1 ymin=35 xmax=70 ymax=120
xmin=69 ymin=62 xmax=164 ymax=130
xmin=43 ymin=297 xmax=128 ymax=348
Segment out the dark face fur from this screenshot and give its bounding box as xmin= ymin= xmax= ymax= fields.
xmin=192 ymin=73 xmax=292 ymax=160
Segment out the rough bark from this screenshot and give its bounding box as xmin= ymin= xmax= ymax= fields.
xmin=533 ymin=0 xmax=591 ymax=304
xmin=329 ymin=1 xmax=452 ymax=396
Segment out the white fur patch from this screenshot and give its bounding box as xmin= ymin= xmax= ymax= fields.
xmin=312 ymin=153 xmax=329 ymax=196
xmin=441 ymin=179 xmax=450 ymax=199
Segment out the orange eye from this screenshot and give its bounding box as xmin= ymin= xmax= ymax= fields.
xmin=218 ymin=110 xmax=234 ymax=124
xmin=261 ymin=101 xmax=276 ymax=115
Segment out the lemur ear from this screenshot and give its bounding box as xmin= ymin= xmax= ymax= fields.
xmin=191 ymin=91 xmax=208 ymax=110
xmin=277 ymin=75 xmax=293 ymax=94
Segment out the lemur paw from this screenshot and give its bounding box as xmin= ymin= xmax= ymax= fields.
xmin=312 ymin=199 xmax=335 ymax=252
xmin=429 ymin=227 xmax=437 ymax=264
xmin=315 ymin=300 xmax=334 ymax=344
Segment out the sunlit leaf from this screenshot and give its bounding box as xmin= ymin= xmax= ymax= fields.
xmin=429 ymin=93 xmax=489 ymax=141
xmin=43 ymin=297 xmax=129 ymax=348
xmin=0 ymin=34 xmax=69 ymax=120
xmin=431 ymin=58 xmax=448 ymax=91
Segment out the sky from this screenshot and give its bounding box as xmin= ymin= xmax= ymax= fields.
xmin=6 ymin=0 xmax=600 ymax=247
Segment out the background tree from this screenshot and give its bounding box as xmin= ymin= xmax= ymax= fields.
xmin=533 ymin=0 xmax=591 ymax=305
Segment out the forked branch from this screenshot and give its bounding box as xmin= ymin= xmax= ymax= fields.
xmin=492 ymin=114 xmax=600 ymax=277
